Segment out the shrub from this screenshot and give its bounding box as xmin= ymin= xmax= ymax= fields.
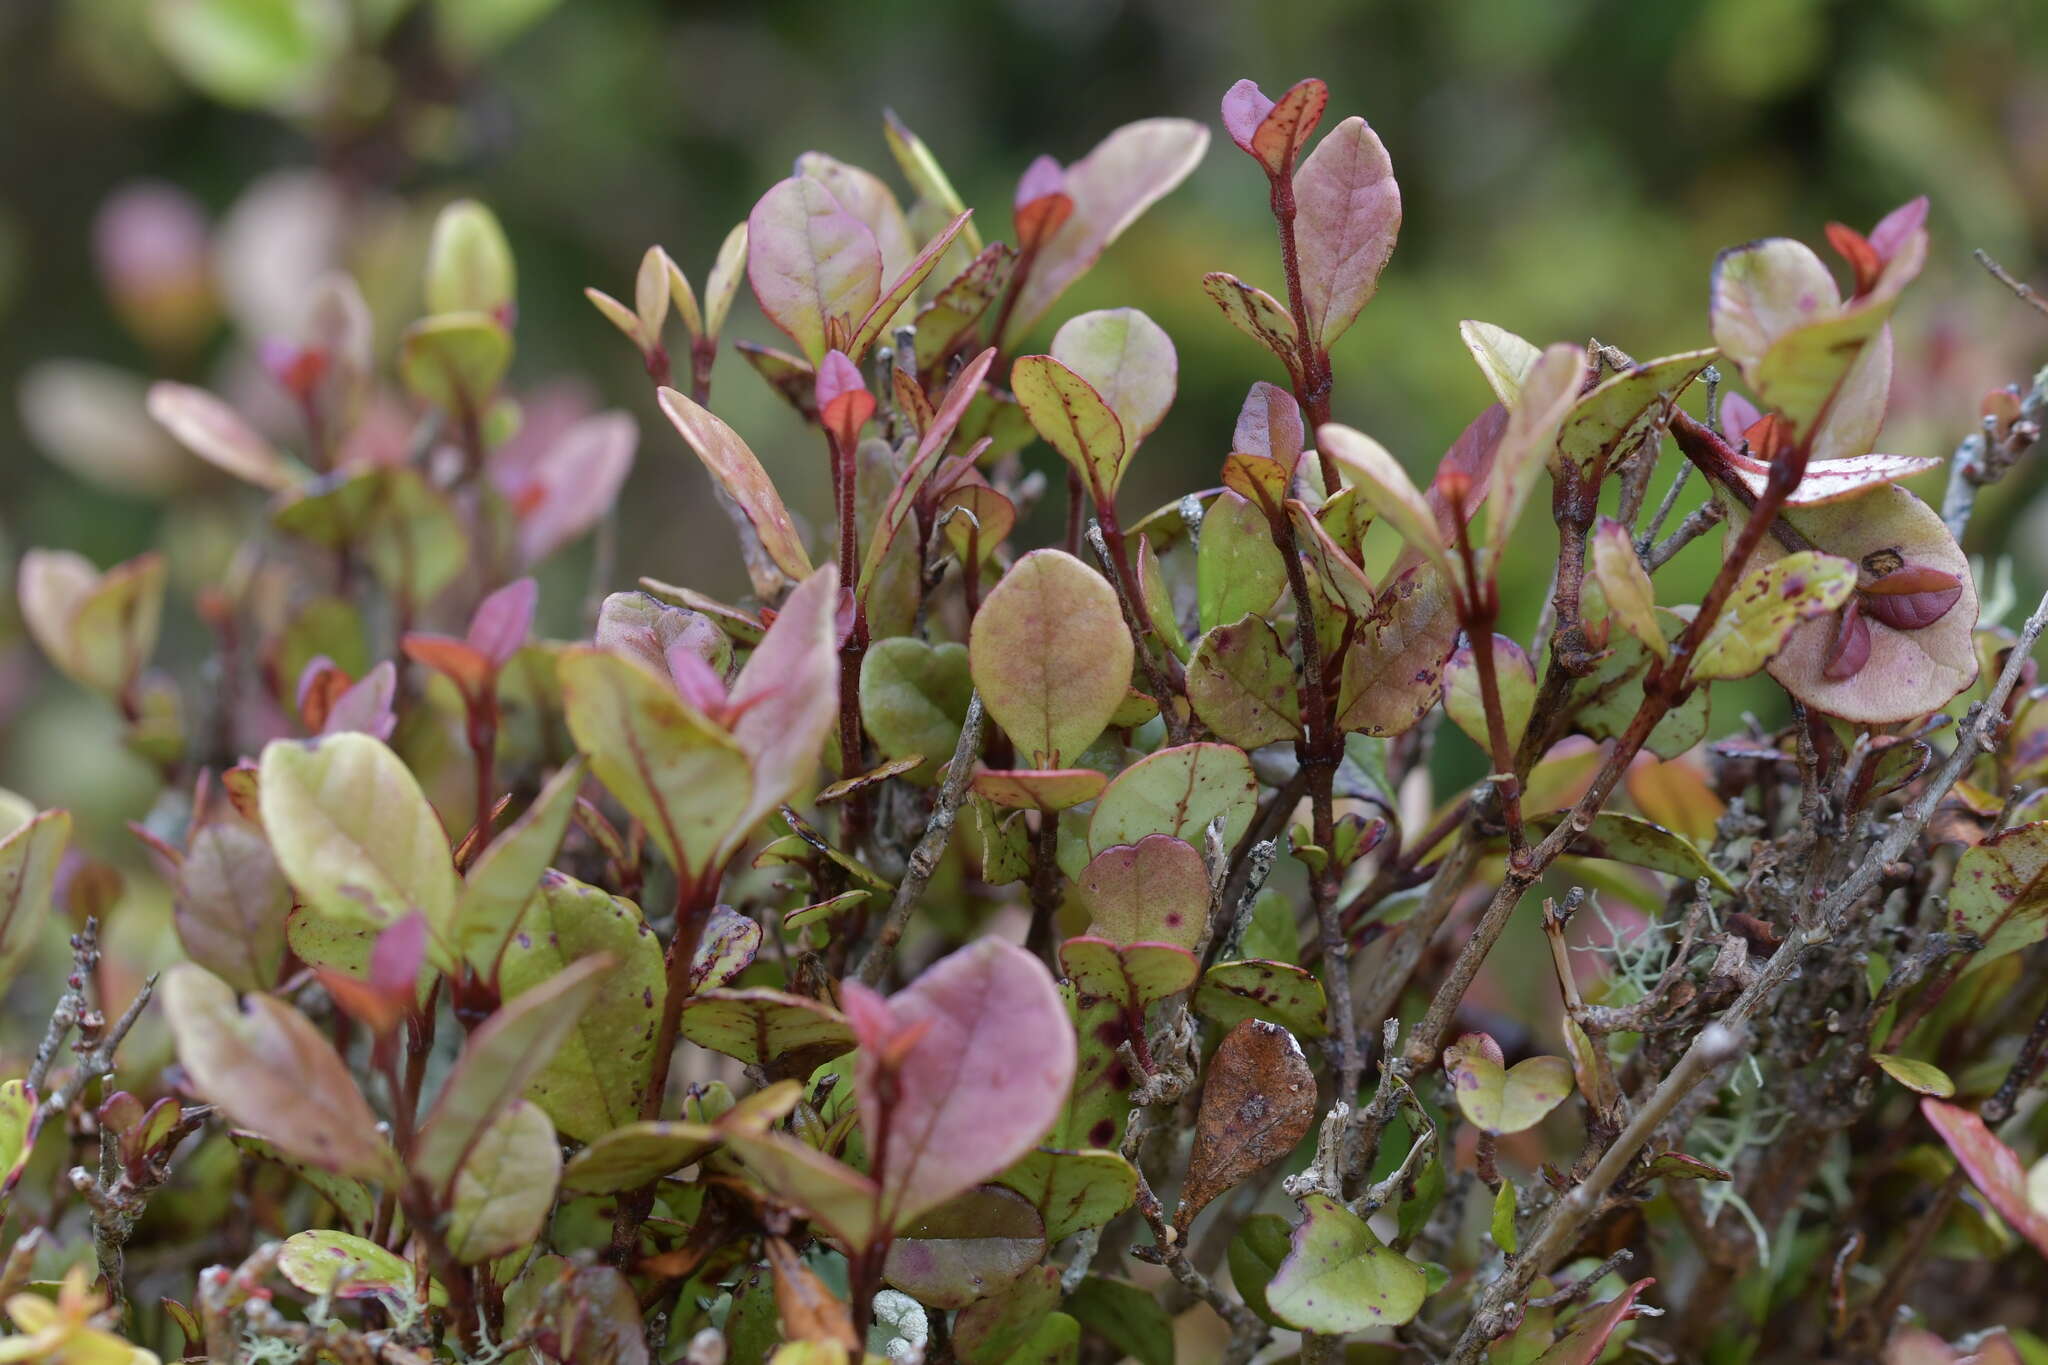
xmin=4 ymin=71 xmax=2048 ymax=1365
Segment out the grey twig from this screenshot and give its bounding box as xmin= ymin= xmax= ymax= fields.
xmin=1645 ymin=498 xmax=1725 ymax=572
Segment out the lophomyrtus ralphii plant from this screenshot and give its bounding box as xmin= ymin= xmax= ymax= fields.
xmin=6 ymin=68 xmax=2048 ymax=1365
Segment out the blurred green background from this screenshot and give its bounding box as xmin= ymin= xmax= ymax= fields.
xmin=4 ymin=0 xmax=2048 ymax=836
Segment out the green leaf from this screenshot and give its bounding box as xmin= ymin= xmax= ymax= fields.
xmin=1187 ymin=615 xmax=1302 ymax=749
xmin=1058 ymin=937 xmax=1198 ymax=1011
xmin=1266 ymin=1193 xmax=1427 ymax=1332
xmin=455 ymin=758 xmax=586 ymax=978
xmin=16 ymin=549 xmax=167 ymax=699
xmin=1445 ymin=1033 xmax=1574 ymax=1135
xmin=994 ymin=1148 xmax=1138 ymax=1242
xmin=279 ymin=1229 xmax=443 ymax=1306
xmin=1567 ymin=620 xmax=1709 ymax=761
xmin=1492 ymin=1179 xmax=1520 ymax=1253
xmin=172 ymin=818 xmax=288 ymax=995
xmin=413 ymin=954 xmax=614 ymax=1192
xmin=1487 ymin=342 xmax=1587 ymax=549
xmin=0 ymin=1080 xmax=42 ymax=1198
xmin=1557 ymin=349 xmax=1714 ymax=479
xmin=1203 ymin=272 xmax=1298 ymax=367
xmin=1089 ymin=742 xmax=1258 ymax=855
xmin=1011 ymin=354 xmax=1128 ymax=503
xmin=1050 ymin=307 xmax=1177 ymax=450
xmin=1689 ymin=550 xmax=1856 ymax=683
xmin=557 ymin=647 xmax=753 ymax=884
xmin=1950 ymin=821 xmax=2048 ymax=972
xmin=258 ymin=733 xmax=460 ymax=969
xmin=1194 ymin=959 xmax=1328 ymax=1038
xmin=1321 ymin=424 xmax=1454 ymax=585
xmin=495 ymin=872 xmax=663 ymax=1142
xmin=955 ymin=1266 xmax=1060 ymax=1365
xmin=860 ymin=639 xmax=971 ymax=785
xmin=1460 ymin=319 xmax=1540 ymax=406
xmin=161 ymin=964 xmax=398 ymax=1181
xmin=1228 ymin=1213 xmax=1295 ymax=1328
xmin=399 ymin=312 xmax=511 ymax=413
xmin=446 ymin=1100 xmax=559 ymax=1264
xmin=1872 ymin=1053 xmax=1956 ymax=1097
xmin=560 ymin=1120 xmax=720 ymax=1194
xmin=1335 ymin=561 xmax=1460 ymax=740
xmin=0 ymin=809 xmax=68 ymax=999
xmin=1196 ymin=491 xmax=1288 ymax=633
xmin=1590 ymin=517 xmax=1665 ymax=662
xmin=1065 ymin=1276 xmax=1175 ymax=1365
xmin=1442 ymin=633 xmax=1534 ymax=756
xmin=682 ymin=988 xmax=856 ymax=1078
xmin=149 ymin=0 xmax=346 ymax=108
xmin=724 ymin=1128 xmax=881 ymax=1250
xmin=424 ymin=200 xmax=515 ymax=317
xmin=968 ymin=549 xmax=1131 ymax=767
xmin=1526 ymin=811 xmax=1731 ymax=891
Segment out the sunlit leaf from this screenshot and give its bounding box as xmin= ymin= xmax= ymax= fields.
xmin=969 ymin=550 xmax=1130 ymax=767
xmin=1266 ymin=1193 xmax=1426 ymax=1332
xmin=746 ymin=177 xmax=882 ymax=363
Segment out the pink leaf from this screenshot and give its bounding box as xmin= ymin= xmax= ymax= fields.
xmin=1220 ymin=80 xmax=1275 ymax=155
xmin=500 ymin=411 xmax=637 ymax=567
xmin=1720 ymin=391 xmax=1762 ymax=439
xmin=1870 ymin=196 xmax=1930 ymax=262
xmin=746 ymin=177 xmax=883 ymax=363
xmin=1860 ymin=562 xmax=1964 ymax=631
xmin=1292 ymin=116 xmax=1401 ymax=351
xmin=721 ymin=566 xmax=842 ymax=864
xmin=845 ymin=937 xmax=1076 ymax=1230
xmin=368 ymin=910 xmax=427 ymax=998
xmin=1221 ymin=77 xmax=1328 ymax=176
xmin=467 ymin=577 xmax=537 ymax=669
xmin=666 ymin=642 xmax=728 ymax=715
xmin=1533 ymin=1278 xmax=1657 ymax=1365
xmin=1232 ymin=381 xmax=1305 ymax=463
xmin=815 ymin=350 xmax=874 ymax=451
xmin=1921 ymin=1098 xmax=2048 ymax=1258
xmin=1013 ymin=156 xmax=1072 ymax=252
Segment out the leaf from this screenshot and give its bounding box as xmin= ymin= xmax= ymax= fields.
xmin=722 ymin=566 xmax=843 ymax=857
xmin=972 ymin=769 xmax=1107 ymax=813
xmin=1196 ymin=491 xmax=1288 ymax=633
xmin=1949 ymin=821 xmax=2048 ymax=971
xmin=399 ymin=313 xmax=511 ymax=413
xmin=1058 ymin=937 xmax=1198 ymax=1012
xmin=682 ymin=988 xmax=856 ymax=1078
xmin=1204 ymin=272 xmax=1298 ymax=366
xmin=968 ymin=550 xmax=1131 ymax=767
xmin=0 ymin=809 xmax=68 ymax=998
xmin=1442 ymin=634 xmax=1535 ymax=755
xmin=955 ymin=1266 xmax=1061 ymax=1365
xmin=1194 ymin=959 xmax=1328 ymax=1038
xmin=1526 ymin=811 xmax=1732 ymax=891
xmin=1567 ymin=623 xmax=1709 ymax=761
xmin=560 ymin=1120 xmax=719 ymax=1194
xmin=1589 ymin=519 xmax=1665 ymax=662
xmin=1292 ymin=116 xmax=1401 ymax=351
xmin=424 ymin=199 xmax=515 ymax=316
xmin=1710 ymin=238 xmax=1841 ymax=373
xmin=1187 ymin=615 xmax=1302 ymax=749
xmin=1732 ymin=488 xmax=1978 ymax=725
xmin=1064 ymin=1278 xmax=1174 ymax=1365
xmin=1335 ymin=561 xmax=1461 ymax=738
xmin=883 ymin=1185 xmax=1046 ymax=1310
xmin=454 ymin=759 xmax=586 ymax=977
xmin=1487 ymin=343 xmax=1588 ymax=549
xmin=1266 ymin=1193 xmax=1427 ymax=1333
xmin=160 ymin=964 xmax=397 ymax=1181
xmin=146 ymin=382 xmax=297 ymax=491
xmin=1003 ymin=118 xmax=1209 ymax=343
xmin=446 ymin=1100 xmax=559 ymax=1263
xmin=1556 ymin=349 xmax=1716 ymax=480
xmin=725 ymin=1128 xmax=882 ymax=1250
xmin=849 ymin=210 xmax=975 ymax=361
xmin=994 ymin=1149 xmax=1137 ymax=1243
xmin=656 ymin=388 xmax=813 ymax=583
xmin=860 ymin=639 xmax=971 ymax=786
xmin=279 ymin=1231 xmax=440 ymax=1306
xmin=172 ymin=818 xmax=289 ymax=995
xmin=1872 ymin=1053 xmax=1955 ymax=1097
xmin=1011 ymin=355 xmax=1127 ymax=503
xmin=1444 ymin=1033 xmax=1575 ymax=1134
xmin=1228 ymin=1213 xmax=1295 ymax=1328
xmin=1321 ymin=424 xmax=1454 ymax=585
xmin=1689 ymin=550 xmax=1856 ymax=683
xmin=0 ymin=1081 xmax=43 ymax=1197
xmin=557 ymin=647 xmax=753 ymax=884
xmin=846 ymin=937 xmax=1076 ymax=1230
xmin=17 ymin=549 xmax=167 ymax=698
xmin=1075 ymin=834 xmax=1210 ymax=952
xmin=258 ymin=733 xmax=460 ymax=968
xmin=1924 ymin=1099 xmax=2048 ymax=1259
xmin=495 ymin=872 xmax=663 ymax=1141
xmin=1222 ymin=76 xmax=1329 ymax=174
xmin=1050 ymin=308 xmax=1177 ymax=449
xmin=691 ymin=905 xmax=761 ymax=990
xmin=746 ymin=177 xmax=882 ymax=363
xmin=1532 ymin=1279 xmax=1657 ymax=1365
xmin=1089 ymin=742 xmax=1258 ymax=854
xmin=1461 ymin=320 xmax=1541 ymax=407
xmin=1176 ymin=1019 xmax=1316 ymax=1234
xmin=413 ymin=954 xmax=614 ymax=1192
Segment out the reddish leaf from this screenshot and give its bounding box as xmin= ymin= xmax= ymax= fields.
xmin=746 ymin=177 xmax=882 ymax=363
xmin=1221 ymin=77 xmax=1329 ymax=176
xmin=1013 ymin=155 xmax=1074 ymax=252
xmin=1291 ymin=116 xmax=1401 ymax=351
xmin=1233 ymin=382 xmax=1305 ymax=463
xmin=842 ymin=937 xmax=1076 ymax=1230
xmin=1922 ymin=1099 xmax=2048 ymax=1258
xmin=815 ymin=349 xmax=873 ymax=451
xmin=467 ymin=577 xmax=536 ymax=669
xmin=1534 ymin=1278 xmax=1657 ymax=1365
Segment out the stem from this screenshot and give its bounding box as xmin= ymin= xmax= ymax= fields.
xmin=855 ymin=695 xmax=986 ymax=985
xmin=1267 ymin=170 xmax=1337 ymax=488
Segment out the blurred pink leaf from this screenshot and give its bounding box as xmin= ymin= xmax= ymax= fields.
xmin=468 ymin=578 xmax=537 ymax=669
xmin=721 ymin=565 xmax=842 ymax=864
xmin=1920 ymin=1099 xmax=2048 ymax=1258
